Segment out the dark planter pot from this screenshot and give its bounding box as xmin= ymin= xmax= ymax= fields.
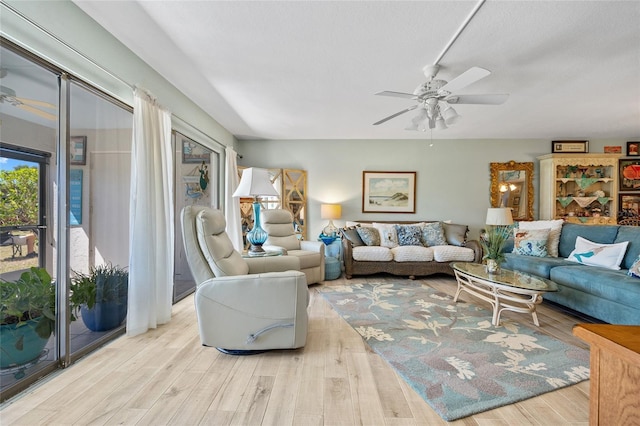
xmin=0 ymin=318 xmax=50 ymax=369
xmin=81 ymin=301 xmax=127 ymax=332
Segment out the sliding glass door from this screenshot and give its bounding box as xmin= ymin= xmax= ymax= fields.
xmin=0 ymin=42 xmax=133 ymax=401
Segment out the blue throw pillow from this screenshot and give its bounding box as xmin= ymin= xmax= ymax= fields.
xmin=395 ymin=225 xmax=423 ymax=246
xmin=628 ymin=254 xmax=640 ymax=278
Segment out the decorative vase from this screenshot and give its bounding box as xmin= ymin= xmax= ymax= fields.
xmin=486 ymin=259 xmax=500 ymax=274
xmin=80 ymin=301 xmax=128 ymax=332
xmin=0 ymin=318 xmax=50 ymax=369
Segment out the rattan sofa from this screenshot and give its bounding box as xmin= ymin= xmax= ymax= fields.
xmin=340 ymin=220 xmax=482 ymax=279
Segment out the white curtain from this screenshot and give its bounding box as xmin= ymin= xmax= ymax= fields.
xmin=225 ymin=146 xmax=243 ymax=251
xmin=127 ymin=88 xmax=174 ymax=337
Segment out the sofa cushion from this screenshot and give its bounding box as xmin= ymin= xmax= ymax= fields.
xmin=513 ymin=228 xmax=550 ymax=257
xmin=442 ymin=223 xmax=468 ymax=247
xmin=567 ymin=236 xmax=629 ymax=270
xmin=517 ymin=219 xmax=564 ymax=257
xmin=352 ymin=246 xmax=393 ymax=262
xmin=432 ymin=245 xmax=475 ymax=262
xmin=614 ymin=225 xmax=640 ymax=270
xmin=421 ymin=222 xmax=447 ymax=246
xmin=396 ymin=225 xmax=423 ymax=246
xmin=550 ymin=265 xmax=640 ymax=308
xmin=504 ymin=253 xmax=573 ymax=279
xmin=373 ymin=223 xmax=399 ymax=248
xmin=391 ymin=246 xmax=434 ymax=262
xmin=340 ymin=226 xmax=365 ymax=247
xmin=558 ymin=223 xmax=619 ymax=258
xmin=356 ymin=226 xmax=380 ymax=246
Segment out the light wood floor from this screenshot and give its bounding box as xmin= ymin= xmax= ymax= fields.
xmin=0 ymin=274 xmax=591 ymax=425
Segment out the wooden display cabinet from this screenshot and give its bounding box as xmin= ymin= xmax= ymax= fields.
xmin=538 ymin=154 xmax=621 ymax=224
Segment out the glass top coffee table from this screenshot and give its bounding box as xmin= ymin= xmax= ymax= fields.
xmin=451 ymin=262 xmax=558 ymax=327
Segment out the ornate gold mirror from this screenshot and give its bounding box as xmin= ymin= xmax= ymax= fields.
xmin=490 ymin=161 xmax=534 ymax=221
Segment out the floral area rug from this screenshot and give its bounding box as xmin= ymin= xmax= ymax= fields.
xmin=319 ymin=282 xmax=589 ymax=421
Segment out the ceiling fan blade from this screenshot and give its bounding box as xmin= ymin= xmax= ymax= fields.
xmin=439 ymin=67 xmax=491 ymax=93
xmin=17 ymin=97 xmax=56 ymax=110
xmin=18 ymin=103 xmax=56 ymax=121
xmin=445 ymin=94 xmax=509 ymax=105
xmin=373 ymin=105 xmax=418 ymax=125
xmin=374 ymin=91 xmax=417 ymax=100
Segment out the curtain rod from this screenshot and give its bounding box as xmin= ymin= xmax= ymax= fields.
xmin=2 ymin=2 xmax=227 ymax=152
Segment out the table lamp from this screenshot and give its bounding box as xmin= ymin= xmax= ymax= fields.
xmin=321 ymin=203 xmax=341 ymax=237
xmin=232 ymin=168 xmax=279 ymax=253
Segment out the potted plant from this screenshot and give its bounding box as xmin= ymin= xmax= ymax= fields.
xmin=1 ymin=267 xmax=55 ymax=369
xmin=70 ymin=263 xmax=128 ymax=332
xmin=480 ymin=227 xmax=510 ymax=274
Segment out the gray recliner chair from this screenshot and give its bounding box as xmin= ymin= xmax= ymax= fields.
xmin=261 ymin=209 xmax=325 ymax=285
xmin=181 ymin=205 xmax=309 ymax=354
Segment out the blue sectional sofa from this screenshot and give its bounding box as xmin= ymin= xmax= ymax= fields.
xmin=504 ymin=223 xmax=640 ymax=325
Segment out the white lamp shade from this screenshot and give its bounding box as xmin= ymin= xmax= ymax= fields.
xmin=232 ymin=168 xmax=279 ymax=198
xmin=486 ymin=207 xmax=514 ymax=226
xmin=442 ymin=105 xmax=460 ymax=125
xmin=321 ymin=204 xmax=342 ymax=220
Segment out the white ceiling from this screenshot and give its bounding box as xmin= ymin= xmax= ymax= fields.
xmin=73 ymin=0 xmax=640 ymax=141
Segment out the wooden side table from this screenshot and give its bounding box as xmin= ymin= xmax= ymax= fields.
xmin=573 ymin=324 xmax=640 ymax=426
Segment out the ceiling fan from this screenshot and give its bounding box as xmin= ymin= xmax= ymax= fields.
xmin=373 ymin=64 xmax=509 ymax=131
xmin=0 ymin=69 xmax=57 ymax=121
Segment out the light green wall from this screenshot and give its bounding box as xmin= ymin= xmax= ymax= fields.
xmin=1 ymin=0 xmax=235 ymax=150
xmin=237 ymin=138 xmax=627 ymax=240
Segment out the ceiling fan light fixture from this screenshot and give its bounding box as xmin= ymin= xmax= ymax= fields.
xmin=442 ymin=105 xmax=460 ymax=125
xmin=435 ymin=116 xmax=447 ymax=130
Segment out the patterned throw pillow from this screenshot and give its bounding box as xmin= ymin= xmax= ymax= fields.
xmin=373 ymin=223 xmax=399 ymax=248
xmin=517 ymin=219 xmax=564 ymax=257
xmin=567 ymin=236 xmax=629 ymax=270
xmin=420 ymin=222 xmax=447 ymax=246
xmin=512 ymin=228 xmax=550 ymax=257
xmin=395 ymin=225 xmax=423 ymax=246
xmin=356 ymin=226 xmax=380 ymax=246
xmin=628 ymin=254 xmax=640 ymax=278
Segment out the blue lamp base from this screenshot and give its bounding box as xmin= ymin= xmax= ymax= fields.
xmin=247 ymin=201 xmax=268 ymax=253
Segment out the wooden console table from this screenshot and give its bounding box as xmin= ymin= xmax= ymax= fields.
xmin=573 ymin=324 xmax=640 ymax=426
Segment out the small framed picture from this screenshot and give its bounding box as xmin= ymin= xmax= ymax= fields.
xmin=619 ymin=159 xmax=640 ymax=191
xmin=551 ymin=140 xmax=589 ymax=154
xmin=604 ymin=146 xmax=622 ymax=154
xmin=362 ymin=171 xmax=416 ymax=213
xmin=619 ymin=194 xmax=640 ymax=221
xmin=182 ymin=137 xmax=212 ymax=163
xmin=627 ymin=142 xmax=640 ymax=157
xmin=70 ymin=136 xmax=87 ymax=165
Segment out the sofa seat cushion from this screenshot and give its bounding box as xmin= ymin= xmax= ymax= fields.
xmin=504 ymin=253 xmax=574 ymax=279
xmin=352 ymin=246 xmax=394 ymax=262
xmin=550 ymin=265 xmax=640 ymax=308
xmin=391 ymin=246 xmax=434 ymax=262
xmin=432 ymin=245 xmax=475 ymax=262
xmin=288 ymin=249 xmax=323 ymax=270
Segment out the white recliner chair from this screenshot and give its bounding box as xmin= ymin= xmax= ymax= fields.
xmin=181 ymin=205 xmax=309 ymax=354
xmin=261 ymin=209 xmax=325 ymax=285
